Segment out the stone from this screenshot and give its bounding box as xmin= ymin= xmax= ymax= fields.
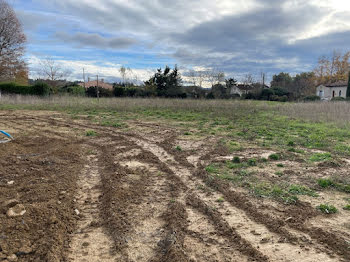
xmin=7 ymin=254 xmax=17 ymax=261
xmin=74 ymin=209 xmax=80 ymax=216
xmin=7 ymin=181 xmax=14 ymax=185
xmin=7 ymin=204 xmax=26 ymax=217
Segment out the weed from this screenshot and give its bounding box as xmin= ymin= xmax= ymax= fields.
xmin=317 ymin=204 xmax=338 ymax=214
xmin=343 ymin=205 xmax=350 ymax=210
xmin=205 ymin=164 xmax=219 ymax=174
xmin=309 ymin=152 xmax=332 ymax=162
xmin=318 ymin=178 xmax=335 ymax=188
xmin=248 ymin=158 xmax=257 ymax=166
xmin=317 ymin=178 xmax=350 ymax=193
xmin=85 ymin=130 xmax=97 ymax=136
xmin=275 ymin=171 xmax=284 ymax=177
xmin=276 ymin=163 xmax=284 ymax=167
xmin=184 ymin=131 xmax=191 ymax=135
xmin=287 ymin=141 xmax=295 ymax=146
xmin=269 ymin=154 xmax=280 ymax=160
xmin=232 ymin=156 xmax=241 ymax=163
xmin=288 ymin=184 xmax=318 ymax=197
xmin=175 ymin=145 xmax=182 ymax=151
xmin=216 ymin=197 xmax=224 ymax=203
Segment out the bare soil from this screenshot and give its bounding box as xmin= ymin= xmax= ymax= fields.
xmin=0 ymin=110 xmax=349 ymax=262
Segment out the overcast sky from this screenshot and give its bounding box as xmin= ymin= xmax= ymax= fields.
xmin=10 ymin=0 xmax=350 ymax=83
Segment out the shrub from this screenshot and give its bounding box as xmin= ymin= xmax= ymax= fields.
xmin=331 ymin=97 xmax=345 ymax=101
xmin=32 ymin=82 xmax=51 ymax=96
xmin=0 ymin=82 xmax=34 ymax=95
xmin=303 ymin=95 xmax=321 ymax=101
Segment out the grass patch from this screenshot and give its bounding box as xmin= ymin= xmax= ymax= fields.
xmin=85 ymin=130 xmax=97 ymax=136
xmin=317 ymin=178 xmax=350 ymax=193
xmin=309 ymin=152 xmax=332 ymax=162
xmin=317 ymin=204 xmax=338 ymax=214
xmin=175 ymin=145 xmax=182 ymax=151
xmin=343 ymin=205 xmax=350 ymax=210
xmin=268 ymin=154 xmax=280 ymax=160
xmin=288 ymin=184 xmax=318 ymax=197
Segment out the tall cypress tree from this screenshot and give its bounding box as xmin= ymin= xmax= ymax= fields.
xmin=347 ymin=71 xmax=350 ymax=98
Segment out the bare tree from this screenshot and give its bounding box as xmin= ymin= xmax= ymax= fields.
xmin=39 ymin=57 xmax=70 ymax=81
xmin=119 ymin=66 xmax=126 ymax=84
xmin=242 ymin=73 xmax=254 ymax=85
xmin=0 ymin=0 xmax=27 ymax=82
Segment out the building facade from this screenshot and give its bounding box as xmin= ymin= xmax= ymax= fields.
xmin=316 ymin=81 xmax=347 ymax=100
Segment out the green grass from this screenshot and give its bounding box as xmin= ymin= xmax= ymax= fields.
xmin=85 ymin=130 xmax=97 ymax=136
xmin=175 ymin=145 xmax=182 ymax=151
xmin=317 ymin=204 xmax=338 ymax=214
xmin=317 ymin=178 xmax=350 ymax=193
xmin=309 ymin=152 xmax=332 ymax=162
xmin=343 ymin=205 xmax=350 ymax=210
xmin=268 ymin=154 xmax=280 ymax=160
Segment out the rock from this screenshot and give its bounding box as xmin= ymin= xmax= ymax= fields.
xmin=7 ymin=181 xmax=14 ymax=185
xmin=0 ymin=252 xmax=7 ymax=259
xmin=74 ymin=209 xmax=80 ymax=216
xmin=18 ymin=245 xmax=32 ymax=255
xmin=7 ymin=254 xmax=17 ymax=261
xmin=7 ymin=204 xmax=26 ymax=217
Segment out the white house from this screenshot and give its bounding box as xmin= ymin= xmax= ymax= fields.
xmin=316 ymin=81 xmax=347 ymax=100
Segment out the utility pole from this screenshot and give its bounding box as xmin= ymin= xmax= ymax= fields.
xmin=96 ymin=75 xmax=99 ymax=99
xmin=83 ymin=68 xmax=86 ymax=89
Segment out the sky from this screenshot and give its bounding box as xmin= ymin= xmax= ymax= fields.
xmin=9 ymin=0 xmax=350 ymax=84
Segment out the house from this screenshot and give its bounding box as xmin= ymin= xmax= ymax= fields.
xmin=230 ymin=84 xmax=255 ymax=96
xmin=78 ymin=78 xmax=113 ymax=90
xmin=316 ymin=81 xmax=347 ymax=100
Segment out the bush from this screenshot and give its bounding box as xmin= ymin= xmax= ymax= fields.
xmin=303 ymin=95 xmax=321 ymax=101
xmin=331 ymin=97 xmax=345 ymax=101
xmin=0 ymin=82 xmax=34 ymax=95
xmin=64 ymin=85 xmax=86 ymax=96
xmin=32 ymin=82 xmax=51 ymax=96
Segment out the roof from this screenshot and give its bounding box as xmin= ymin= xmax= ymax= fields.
xmin=78 ymin=80 xmax=113 ymax=90
xmin=324 ymin=81 xmax=347 ymax=87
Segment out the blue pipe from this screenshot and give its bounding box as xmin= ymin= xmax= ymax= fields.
xmin=0 ymin=130 xmax=13 ymax=139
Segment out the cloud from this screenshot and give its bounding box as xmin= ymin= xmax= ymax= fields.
xmin=55 ymin=32 xmax=136 ymax=49
xmin=13 ymin=0 xmax=350 ymax=83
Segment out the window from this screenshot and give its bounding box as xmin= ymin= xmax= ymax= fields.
xmin=339 ymin=90 xmax=342 ymax=96
xmin=333 ymin=91 xmax=335 ymax=98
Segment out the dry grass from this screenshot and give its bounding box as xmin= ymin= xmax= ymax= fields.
xmin=278 ymin=101 xmax=350 ymax=127
xmin=2 ymin=95 xmax=350 ymax=127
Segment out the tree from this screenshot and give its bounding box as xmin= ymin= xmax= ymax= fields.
xmin=347 ymin=71 xmax=350 ymax=98
xmin=314 ymin=50 xmax=350 ymax=84
xmin=39 ymin=57 xmax=70 ymax=86
xmin=271 ymin=72 xmax=293 ymax=89
xmin=119 ymin=66 xmax=126 ymax=83
xmin=0 ymin=0 xmax=27 ymax=82
xmin=145 ymin=65 xmax=183 ymax=97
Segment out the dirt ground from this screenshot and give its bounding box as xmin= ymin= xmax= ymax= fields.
xmin=0 ymin=110 xmax=349 ymax=262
